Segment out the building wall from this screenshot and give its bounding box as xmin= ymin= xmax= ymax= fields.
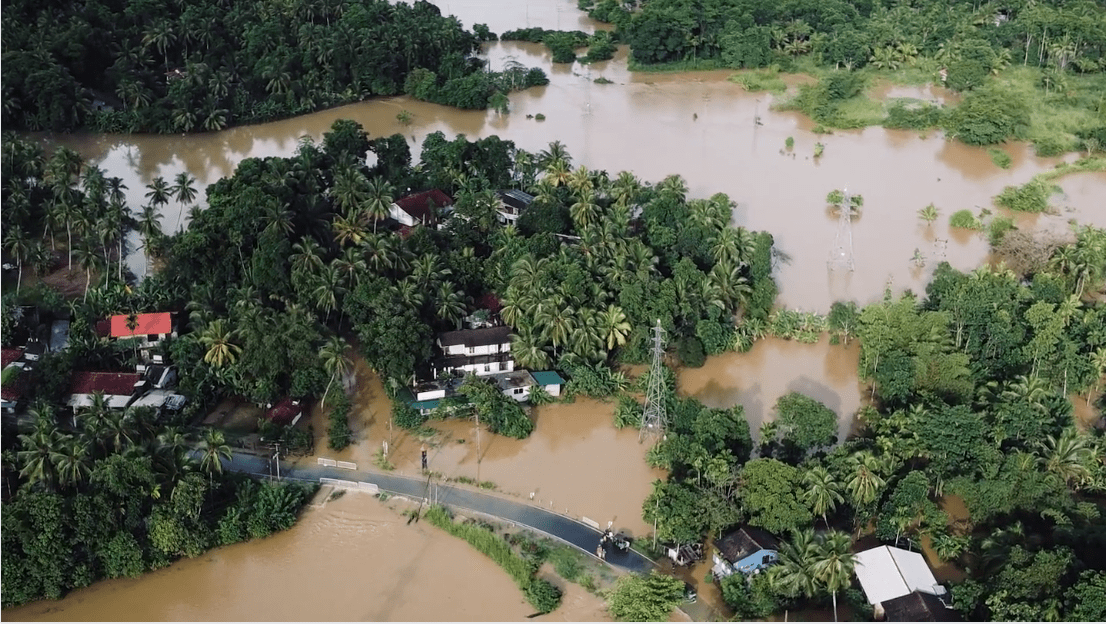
xmin=388 ymin=204 xmax=416 ymax=227
xmin=451 ymin=359 xmax=515 ymax=377
xmin=442 ymin=342 xmax=511 ymax=357
xmin=504 ymin=386 xmax=530 ymax=402
xmin=543 ymin=383 xmax=561 ymax=397
xmin=415 ymin=388 xmax=447 ymax=401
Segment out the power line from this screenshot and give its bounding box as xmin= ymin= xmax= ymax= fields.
xmin=640 ymin=320 xmax=668 ymax=442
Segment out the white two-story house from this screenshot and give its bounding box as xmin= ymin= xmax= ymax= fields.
xmin=432 ymin=325 xmax=515 ymax=379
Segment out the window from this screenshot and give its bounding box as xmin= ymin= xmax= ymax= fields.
xmin=484 ymin=364 xmax=491 ymax=372
xmin=512 ymin=388 xmax=525 ymax=395
xmin=147 ymin=334 xmax=158 ymax=342
xmin=467 ymin=347 xmax=475 ymax=354
xmin=762 ymin=554 xmax=773 ymax=565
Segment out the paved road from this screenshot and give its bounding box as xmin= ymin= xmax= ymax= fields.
xmin=213 ymin=451 xmax=653 ymax=573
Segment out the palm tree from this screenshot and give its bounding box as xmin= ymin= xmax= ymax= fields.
xmin=569 ymin=190 xmax=600 ymax=230
xmin=138 ymin=204 xmax=162 ymax=275
xmin=199 ymin=319 xmax=242 ymax=367
xmin=510 ymin=325 xmax=552 ymax=369
xmin=145 ymin=176 xmax=171 ymax=209
xmin=803 ymin=466 xmax=845 ymax=526
xmin=769 ymin=528 xmax=819 ymax=601
xmin=330 ymin=167 xmax=367 ymax=217
xmin=52 ymin=436 xmax=92 ymax=487
xmin=811 ymin=531 xmax=856 ymax=622
xmin=538 ymin=301 xmax=576 ymax=355
xmin=846 ymin=451 xmax=887 ymax=509
xmin=320 ymin=335 xmax=352 ymax=407
xmin=171 ymin=172 xmax=198 ymax=233
xmin=198 ymin=428 xmax=232 ymax=477
xmin=311 ymin=263 xmax=346 ymax=323
xmin=1038 ymin=428 xmax=1096 ymax=488
xmin=364 ymin=179 xmax=394 ymax=234
xmin=3 ymin=224 xmax=32 ymax=292
xmin=537 ymin=140 xmax=571 ymax=171
xmin=331 ymin=213 xmax=366 ymax=248
xmin=333 ymin=247 xmax=367 ymax=291
xmin=17 ymin=427 xmax=62 ymax=488
xmin=101 ymin=410 xmax=138 ymax=453
xmin=72 ymin=240 xmax=101 ymax=301
xmin=291 ymin=237 xmax=325 ymax=275
xmin=435 ymin=281 xmax=467 ymax=328
xmin=598 ymin=304 xmax=632 ymax=350
xmin=918 ymin=204 xmax=939 ymax=224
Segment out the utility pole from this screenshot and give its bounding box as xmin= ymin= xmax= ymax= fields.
xmin=829 ymin=188 xmax=860 ymax=272
xmin=272 ymin=443 xmax=281 ymax=482
xmin=475 ymin=408 xmax=482 ymax=482
xmin=640 ymin=320 xmax=668 ymax=442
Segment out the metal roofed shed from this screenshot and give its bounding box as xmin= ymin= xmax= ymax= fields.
xmin=531 ymin=370 xmax=566 ymax=397
xmin=854 ymin=546 xmax=947 ymax=613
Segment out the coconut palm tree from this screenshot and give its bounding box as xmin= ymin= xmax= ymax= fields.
xmin=846 ymin=451 xmax=887 ymax=509
xmin=137 ymin=204 xmax=162 ymax=275
xmin=291 ymin=237 xmax=325 ymax=275
xmin=198 ymin=428 xmax=232 ymax=477
xmin=199 ymin=319 xmax=242 ymax=367
xmin=17 ymin=427 xmax=62 ymax=489
xmin=101 ymin=409 xmax=139 ymax=454
xmin=598 ymin=304 xmax=632 ymax=350
xmin=52 ymin=436 xmax=92 ymax=487
xmin=811 ymin=531 xmax=856 ymax=622
xmin=311 ymin=262 xmax=346 ymax=323
xmin=510 ymin=325 xmax=552 ymax=369
xmin=364 ymin=178 xmax=394 ymax=234
xmin=72 ymin=240 xmax=101 ymax=301
xmin=3 ymin=224 xmax=32 ymax=293
xmin=769 ymin=528 xmax=819 ymax=601
xmin=320 ymin=335 xmax=352 ymax=407
xmin=333 ymin=246 xmax=367 ymax=291
xmin=537 ymin=140 xmax=571 ymax=171
xmin=331 ymin=213 xmax=367 ymax=248
xmin=803 ymin=466 xmax=845 ymax=526
xmin=171 ymin=172 xmax=198 ymax=233
xmin=570 ymin=190 xmax=600 ymax=230
xmin=434 ymin=280 xmax=467 ymax=328
xmin=145 ymin=176 xmax=171 ymax=208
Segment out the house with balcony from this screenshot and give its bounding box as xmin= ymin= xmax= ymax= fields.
xmin=432 ymin=326 xmax=515 ymax=379
xmin=496 ymin=189 xmax=534 ymax=225
xmin=711 ymin=527 xmax=779 ymax=579
xmin=389 ymin=189 xmax=452 ymax=228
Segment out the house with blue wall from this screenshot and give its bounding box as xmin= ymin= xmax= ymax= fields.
xmin=712 ymin=527 xmax=780 ymax=579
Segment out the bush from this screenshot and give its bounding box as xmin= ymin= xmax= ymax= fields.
xmin=988 ymin=148 xmax=1013 ymax=169
xmin=945 ymin=86 xmax=1030 ymax=146
xmin=326 ymin=389 xmax=353 ymax=450
xmin=720 ymin=573 xmax=778 ymax=619
xmin=614 ymin=395 xmax=643 ymax=429
xmin=949 ymin=209 xmax=983 ymax=230
xmin=994 ymin=178 xmax=1057 ymax=213
xmin=988 ymin=216 xmax=1017 ymax=248
xmin=884 ymin=102 xmax=945 ymax=130
xmin=393 ymin=397 xmax=429 ymax=429
xmin=525 ymin=578 xmax=564 ymax=613
xmin=676 ymin=336 xmax=706 ymax=368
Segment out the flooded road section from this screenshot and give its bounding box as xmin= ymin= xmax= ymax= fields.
xmin=33 ymin=3 xmax=1105 ymax=310
xmin=680 ymin=337 xmax=864 ymax=442
xmin=296 ymin=355 xmax=664 ymax=536
xmin=2 ymin=493 xmax=610 ymax=622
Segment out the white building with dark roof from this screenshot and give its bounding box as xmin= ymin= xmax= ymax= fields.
xmin=433 ymin=325 xmax=514 ymax=379
xmin=854 ymin=546 xmax=949 ymax=620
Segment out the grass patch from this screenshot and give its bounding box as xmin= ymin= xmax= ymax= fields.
xmin=729 ymin=68 xmax=787 ymax=93
xmin=988 ymin=215 xmax=1017 ymax=248
xmin=593 ymin=76 xmax=613 ymax=84
xmin=451 ymin=475 xmax=498 ymax=490
xmin=373 ymin=448 xmax=395 ymax=471
xmin=627 ymin=58 xmax=725 ymax=73
xmin=425 ymin=506 xmax=562 ymax=614
xmin=548 ymin=545 xmax=588 ymax=582
xmin=988 ymin=148 xmax=1013 ymax=169
xmin=328 ymin=489 xmax=346 ymax=502
xmin=992 ymin=157 xmax=1106 ymax=213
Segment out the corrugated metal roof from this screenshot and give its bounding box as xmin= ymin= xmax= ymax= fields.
xmin=110 ymin=312 xmax=172 ymax=338
xmin=854 ymin=546 xmax=940 ymax=606
xmin=531 ymin=371 xmax=565 ymax=386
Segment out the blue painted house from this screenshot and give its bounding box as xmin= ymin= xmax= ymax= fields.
xmin=712 ymin=527 xmax=779 ymax=579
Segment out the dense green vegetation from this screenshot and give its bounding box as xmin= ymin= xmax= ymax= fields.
xmin=1 ymin=403 xmax=315 ymax=607
xmin=501 ymin=28 xmax=619 ymax=64
xmin=423 ymin=505 xmax=562 ymax=614
xmin=583 ymin=0 xmax=1106 ymax=153
xmin=0 ymin=0 xmax=546 ymax=133
xmin=604 ymin=571 xmax=688 ymax=622
xmin=635 ymin=220 xmax=1105 ymax=620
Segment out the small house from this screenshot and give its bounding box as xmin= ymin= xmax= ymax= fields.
xmin=881 ymin=591 xmax=952 ymax=622
xmin=66 ymin=371 xmax=143 ymax=412
xmin=854 ymin=545 xmax=948 ymax=620
xmin=489 ymin=370 xmax=537 ymax=402
xmin=389 ymin=189 xmax=452 ymax=228
xmin=496 ymin=189 xmax=535 ymax=225
xmin=712 ymin=527 xmax=779 ymax=579
xmin=531 ymin=370 xmax=565 ymax=397
xmin=107 ymin=312 xmax=176 ymax=346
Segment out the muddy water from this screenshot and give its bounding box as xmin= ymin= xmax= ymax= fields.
xmin=2 ymin=492 xmax=611 ymax=622
xmin=679 ymin=337 xmax=864 ymax=441
xmin=32 ymin=3 xmax=1105 ymax=309
xmin=296 ymin=354 xmax=663 ymax=536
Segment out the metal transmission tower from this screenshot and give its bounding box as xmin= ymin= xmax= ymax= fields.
xmin=828 ymin=188 xmax=860 ymax=272
xmin=640 ymin=320 xmax=668 ymax=443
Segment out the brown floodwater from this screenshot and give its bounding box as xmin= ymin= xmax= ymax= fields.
xmin=30 ymin=3 xmax=1104 ymax=309
xmin=296 ymin=353 xmax=664 ymax=536
xmin=679 ymin=337 xmax=864 ymax=441
xmin=1 ymin=492 xmax=611 ymax=622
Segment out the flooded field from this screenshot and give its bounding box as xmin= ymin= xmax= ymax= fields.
xmin=2 ymin=492 xmax=610 ymax=622
xmin=680 ymin=337 xmax=865 ymax=441
xmin=30 ymin=3 xmax=1105 ymax=309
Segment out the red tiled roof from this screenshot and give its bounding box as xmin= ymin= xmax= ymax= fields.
xmin=265 ymin=397 xmax=303 ymax=426
xmin=395 ymin=189 xmax=452 ymax=224
xmin=110 ymin=312 xmax=172 ymax=338
xmin=69 ymin=371 xmax=142 ymax=397
xmin=1 ymin=348 xmax=23 ymax=369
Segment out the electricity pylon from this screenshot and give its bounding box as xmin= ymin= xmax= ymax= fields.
xmin=640 ymin=320 xmax=668 ymax=443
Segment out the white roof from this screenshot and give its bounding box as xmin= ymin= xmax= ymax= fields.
xmin=854 ymin=546 xmax=940 ymax=605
